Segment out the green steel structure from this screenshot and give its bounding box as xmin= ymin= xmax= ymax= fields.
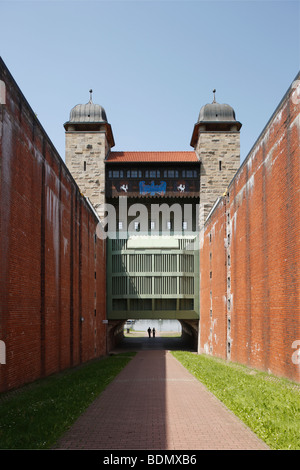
xmin=107 ymin=234 xmax=199 ymax=320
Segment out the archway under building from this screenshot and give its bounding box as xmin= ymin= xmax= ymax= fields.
xmin=106 ymin=318 xmax=199 ymax=353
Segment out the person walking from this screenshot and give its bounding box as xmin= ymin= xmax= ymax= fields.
xmin=152 ymin=327 xmax=156 ymax=338
xmin=147 ymin=327 xmax=151 ymax=338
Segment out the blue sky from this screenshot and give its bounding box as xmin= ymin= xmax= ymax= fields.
xmin=0 ymin=0 xmax=299 ymax=162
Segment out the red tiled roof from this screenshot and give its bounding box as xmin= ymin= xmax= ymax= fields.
xmin=106 ymin=151 xmax=198 ymax=163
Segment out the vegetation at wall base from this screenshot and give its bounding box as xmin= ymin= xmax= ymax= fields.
xmin=1 ymin=349 xmax=299 ymax=450
xmin=172 ymin=351 xmax=300 ymax=450
xmin=0 ymin=352 xmax=135 ymax=449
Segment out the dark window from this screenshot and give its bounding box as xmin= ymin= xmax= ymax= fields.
xmin=164 ymin=170 xmax=178 ymax=178
xmin=127 ymin=170 xmax=142 ymax=178
xmin=145 ymin=169 xmax=161 ymax=178
xmin=182 ymin=170 xmax=198 ymax=178
xmin=109 ymin=170 xmax=124 ymax=178
xmin=148 ymin=170 xmax=161 ymax=178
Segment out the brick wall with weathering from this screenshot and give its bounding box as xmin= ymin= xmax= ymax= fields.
xmin=200 ymin=73 xmax=300 ymax=383
xmin=0 ymin=58 xmax=106 ymax=393
xmin=199 ymin=198 xmax=228 ymax=358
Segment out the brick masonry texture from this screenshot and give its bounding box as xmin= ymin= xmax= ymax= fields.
xmin=200 ymin=75 xmax=300 ymax=383
xmin=0 ymin=59 xmax=106 ymax=392
xmin=65 ymin=131 xmax=107 ymax=216
xmin=196 ymin=132 xmax=240 ymax=220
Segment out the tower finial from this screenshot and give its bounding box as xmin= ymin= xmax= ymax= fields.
xmin=212 ymin=89 xmax=216 ymax=103
xmin=89 ymin=89 xmax=93 ymax=103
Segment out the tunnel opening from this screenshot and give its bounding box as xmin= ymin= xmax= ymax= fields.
xmin=106 ymin=318 xmax=198 ymax=353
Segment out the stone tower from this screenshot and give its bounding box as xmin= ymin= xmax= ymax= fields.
xmin=190 ymin=90 xmax=242 ymax=223
xmin=64 ymin=91 xmax=115 ymax=218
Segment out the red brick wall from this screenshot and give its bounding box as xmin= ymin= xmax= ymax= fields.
xmin=200 ymin=75 xmax=300 ymax=383
xmin=200 ymin=199 xmax=228 ymax=358
xmin=0 ymin=59 xmax=106 ymax=392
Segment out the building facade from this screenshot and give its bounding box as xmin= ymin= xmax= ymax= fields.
xmin=64 ymin=91 xmax=242 ymax=348
xmin=1 ymin=56 xmax=299 ymax=391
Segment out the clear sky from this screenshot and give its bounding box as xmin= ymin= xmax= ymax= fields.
xmin=0 ymin=0 xmax=299 ymax=163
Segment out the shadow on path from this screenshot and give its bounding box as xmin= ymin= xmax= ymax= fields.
xmin=111 ymin=333 xmax=194 ymax=353
xmin=55 ymin=345 xmax=269 ymax=450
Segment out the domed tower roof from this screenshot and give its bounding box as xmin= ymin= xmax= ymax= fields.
xmin=68 ymin=90 xmax=108 ymax=123
xmin=198 ymin=102 xmax=236 ymax=123
xmin=64 ymin=90 xmax=115 ymax=147
xmin=190 ymin=89 xmax=242 ymax=148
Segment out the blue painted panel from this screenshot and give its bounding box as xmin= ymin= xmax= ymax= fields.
xmin=139 ymin=181 xmax=167 ymax=196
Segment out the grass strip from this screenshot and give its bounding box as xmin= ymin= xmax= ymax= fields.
xmin=0 ymin=352 xmax=135 ymax=449
xmin=172 ymin=351 xmax=300 ymax=450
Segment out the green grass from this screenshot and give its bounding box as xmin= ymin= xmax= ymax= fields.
xmin=0 ymin=352 xmax=135 ymax=449
xmin=2 ymin=349 xmax=299 ymax=450
xmin=172 ymin=351 xmax=300 ymax=450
